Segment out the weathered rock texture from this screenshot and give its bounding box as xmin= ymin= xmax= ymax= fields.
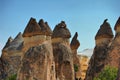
xmin=0 ymin=58 xmax=6 ymax=80
xmin=70 ymin=32 xmax=81 ymax=80
xmin=116 ymin=58 xmax=120 ymax=80
xmin=23 ymin=18 xmax=41 ymax=37
xmin=79 ymin=55 xmax=89 ymax=80
xmin=105 ymin=17 xmax=120 ymax=68
xmin=17 ymin=42 xmax=56 ymax=80
xmin=23 ymin=18 xmax=52 ymax=52
xmin=1 ymin=32 xmax=23 ymax=79
xmin=52 ymin=21 xmax=74 ymax=80
xmin=0 ymin=18 xmax=80 ymax=80
xmin=85 ymin=19 xmax=113 ymax=80
xmin=52 ymin=21 xmax=71 ymax=38
xmin=114 ymin=17 xmax=120 ymax=33
xmin=38 ymin=19 xmax=52 ymax=36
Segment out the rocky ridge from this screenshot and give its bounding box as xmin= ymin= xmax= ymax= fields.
xmin=0 ymin=17 xmax=80 ymax=80
xmin=85 ymin=17 xmax=120 ymax=80
xmin=85 ymin=19 xmax=114 ymax=80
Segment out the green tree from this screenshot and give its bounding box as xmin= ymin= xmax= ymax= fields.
xmin=93 ymin=66 xmax=118 ymax=80
xmin=5 ymin=74 xmax=17 ymax=80
xmin=74 ymin=64 xmax=79 ymax=72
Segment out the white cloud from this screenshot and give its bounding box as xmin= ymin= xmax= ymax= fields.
xmin=78 ymin=49 xmax=93 ymax=58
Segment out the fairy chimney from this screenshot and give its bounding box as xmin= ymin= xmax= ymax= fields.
xmin=52 ymin=21 xmax=74 ymax=80
xmin=70 ymin=32 xmax=81 ymax=79
xmin=105 ymin=17 xmax=120 ymax=68
xmin=95 ymin=19 xmax=113 ymax=46
xmin=1 ymin=32 xmax=23 ymax=79
xmin=23 ymin=18 xmax=52 ymax=52
xmin=114 ymin=17 xmax=120 ymax=33
xmin=85 ymin=19 xmax=113 ymax=80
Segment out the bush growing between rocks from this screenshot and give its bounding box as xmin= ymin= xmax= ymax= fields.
xmin=93 ymin=66 xmax=118 ymax=80
xmin=5 ymin=74 xmax=17 ymax=80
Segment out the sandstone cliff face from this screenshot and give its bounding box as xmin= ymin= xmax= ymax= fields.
xmin=114 ymin=17 xmax=120 ymax=33
xmin=116 ymin=58 xmax=120 ymax=80
xmin=52 ymin=21 xmax=74 ymax=80
xmin=79 ymin=55 xmax=89 ymax=80
xmin=1 ymin=32 xmax=23 ymax=79
xmin=23 ymin=18 xmax=41 ymax=37
xmin=70 ymin=32 xmax=81 ymax=79
xmin=85 ymin=19 xmax=113 ymax=80
xmin=23 ymin=18 xmax=52 ymax=52
xmin=0 ymin=58 xmax=6 ymax=80
xmin=17 ymin=42 xmax=56 ymax=80
xmin=38 ymin=19 xmax=52 ymax=36
xmin=3 ymin=37 xmax=13 ymax=50
xmin=0 ymin=17 xmax=80 ymax=80
xmin=105 ymin=17 xmax=120 ymax=68
xmin=52 ymin=21 xmax=71 ymax=39
xmin=17 ymin=18 xmax=56 ymax=80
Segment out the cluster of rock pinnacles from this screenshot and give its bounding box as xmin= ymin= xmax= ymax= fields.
xmin=0 ymin=17 xmax=120 ymax=80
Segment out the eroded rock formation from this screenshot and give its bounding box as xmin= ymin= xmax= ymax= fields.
xmin=17 ymin=18 xmax=55 ymax=80
xmin=85 ymin=19 xmax=113 ymax=80
xmin=105 ymin=17 xmax=120 ymax=67
xmin=17 ymin=43 xmax=56 ymax=80
xmin=70 ymin=32 xmax=81 ymax=79
xmin=0 ymin=58 xmax=6 ymax=80
xmin=0 ymin=18 xmax=81 ymax=80
xmin=1 ymin=32 xmax=23 ymax=79
xmin=23 ymin=18 xmax=52 ymax=52
xmin=116 ymin=58 xmax=120 ymax=80
xmin=52 ymin=21 xmax=74 ymax=80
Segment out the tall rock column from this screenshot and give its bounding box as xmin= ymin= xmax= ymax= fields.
xmin=52 ymin=21 xmax=74 ymax=80
xmin=70 ymin=32 xmax=81 ymax=79
xmin=17 ymin=18 xmax=56 ymax=80
xmin=106 ymin=17 xmax=120 ymax=67
xmin=1 ymin=32 xmax=23 ymax=79
xmin=85 ymin=19 xmax=113 ymax=80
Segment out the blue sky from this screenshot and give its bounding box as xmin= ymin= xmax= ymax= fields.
xmin=0 ymin=0 xmax=120 ymax=54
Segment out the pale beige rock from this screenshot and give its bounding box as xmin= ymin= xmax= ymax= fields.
xmin=1 ymin=32 xmax=23 ymax=79
xmin=105 ymin=17 xmax=120 ymax=68
xmin=70 ymin=32 xmax=81 ymax=80
xmin=52 ymin=21 xmax=74 ymax=80
xmin=17 ymin=42 xmax=56 ymax=80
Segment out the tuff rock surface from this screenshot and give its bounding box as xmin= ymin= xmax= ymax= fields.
xmin=17 ymin=43 xmax=56 ymax=80
xmin=0 ymin=18 xmax=80 ymax=80
xmin=85 ymin=19 xmax=113 ymax=80
xmin=52 ymin=21 xmax=74 ymax=80
xmin=70 ymin=32 xmax=81 ymax=80
xmin=1 ymin=32 xmax=23 ymax=79
xmin=105 ymin=17 xmax=120 ymax=68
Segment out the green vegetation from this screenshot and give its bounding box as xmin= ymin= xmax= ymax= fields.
xmin=5 ymin=74 xmax=17 ymax=80
xmin=93 ymin=66 xmax=118 ymax=80
xmin=74 ymin=64 xmax=79 ymax=72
